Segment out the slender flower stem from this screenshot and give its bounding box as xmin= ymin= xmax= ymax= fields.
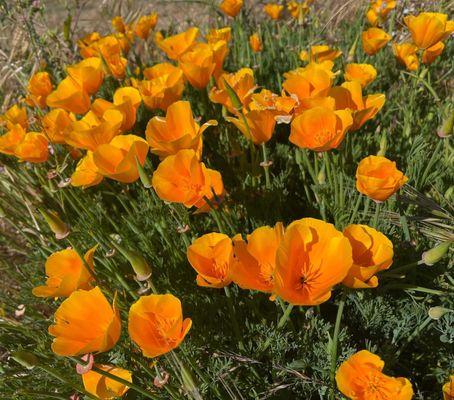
xmin=224 ymin=286 xmax=245 ymax=351
xmin=372 ymin=201 xmax=381 ymax=228
xmin=261 ymin=143 xmax=271 ymax=189
xmin=261 ymin=302 xmax=294 ymax=351
xmin=383 ymin=260 xmax=421 ymax=276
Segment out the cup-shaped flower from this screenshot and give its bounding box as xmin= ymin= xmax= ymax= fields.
xmin=71 ymin=151 xmax=104 ymax=188
xmin=96 ymin=36 xmax=128 ymax=79
xmin=220 ymin=0 xmax=243 ymax=17
xmin=48 ymin=286 xmax=121 ymax=356
xmin=264 ymin=4 xmax=284 ymax=20
xmin=146 ymin=100 xmax=216 ymax=159
xmin=134 ymin=13 xmax=158 ymax=39
xmin=33 ymin=246 xmax=97 ymax=297
xmin=46 ymin=77 xmax=90 ymax=115
xmin=187 ymin=233 xmax=233 ymax=288
xmin=128 ymin=294 xmax=192 ymax=357
xmin=1 ymin=104 xmax=28 ymax=130
xmin=26 ymin=71 xmax=53 ymax=108
xmin=231 ymin=223 xmax=284 ymax=293
xmin=289 ymin=106 xmax=353 ymax=151
xmin=41 ymin=108 xmax=75 ymax=144
xmin=300 ymin=45 xmax=342 ymax=63
xmin=273 ymin=218 xmax=353 ymax=305
xmin=342 ymin=224 xmax=393 ymax=289
xmin=93 ymin=135 xmax=149 ymax=183
xmin=404 ymin=12 xmax=453 ymax=49
xmin=344 ymin=63 xmax=377 ymax=88
xmin=78 ymin=32 xmax=102 ymax=58
xmin=0 ymin=124 xmax=26 ymax=156
xmin=422 ymin=41 xmax=445 ymax=65
xmin=210 ymin=39 xmax=229 ymax=74
xmin=249 ymin=33 xmax=262 ymax=53
xmin=67 ymin=57 xmax=104 ymax=96
xmin=366 ymin=0 xmax=396 ymax=26
xmin=14 ymin=132 xmax=49 ymax=163
xmin=362 ymin=27 xmax=391 ymax=55
xmin=179 ymin=44 xmax=217 ymax=89
xmin=393 ymin=43 xmax=419 ymax=71
xmin=356 ymin=155 xmax=408 ymax=202
xmin=155 ymin=27 xmax=199 ymax=60
xmin=82 ymin=364 xmax=132 ymax=400
xmin=443 ymin=375 xmax=454 ymax=400
xmin=287 ymin=0 xmax=310 ymax=21
xmin=336 ymin=350 xmax=414 ymax=400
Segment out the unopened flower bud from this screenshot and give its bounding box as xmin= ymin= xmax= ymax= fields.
xmin=377 ymin=132 xmax=387 ymax=156
xmin=135 ymin=156 xmax=151 ymax=188
xmin=114 ymin=242 xmax=152 ymax=281
xmin=428 ymin=306 xmax=451 ymax=320
xmin=38 ymin=208 xmax=69 ymax=239
xmin=317 ymin=167 xmax=326 ymax=185
xmin=421 ymin=241 xmax=452 ymax=266
xmin=437 ymin=106 xmax=453 ymax=138
xmin=11 ymin=350 xmax=39 ymax=369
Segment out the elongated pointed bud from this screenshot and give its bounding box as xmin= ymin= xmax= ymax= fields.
xmin=317 ymin=166 xmax=326 ymax=184
xmin=38 ymin=208 xmax=69 ymax=239
xmin=377 ymin=132 xmax=387 ymax=156
xmin=113 ymin=241 xmax=151 ymax=281
xmin=437 ymin=104 xmax=453 ymax=138
xmin=223 ymin=79 xmax=242 ymax=111
xmin=11 ymin=350 xmax=39 ymax=369
xmin=421 ymin=241 xmax=452 ymax=266
xmin=347 ymin=33 xmax=359 ymax=63
xmin=135 ymin=156 xmax=151 ymax=188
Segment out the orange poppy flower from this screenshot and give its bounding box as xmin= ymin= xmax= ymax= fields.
xmin=273 ymin=218 xmax=353 ymax=305
xmin=289 ymin=106 xmax=353 ymax=151
xmin=404 ymin=12 xmax=453 ymax=49
xmin=219 ymin=0 xmax=243 ymax=17
xmin=287 ymin=0 xmax=310 ymax=22
xmin=264 ymin=3 xmax=284 ymax=20
xmin=111 ymin=16 xmax=126 ymax=33
xmin=146 ymin=100 xmax=217 ymax=159
xmin=226 ymin=108 xmax=277 ymax=145
xmin=366 ymin=0 xmax=396 ymax=27
xmin=46 ymin=76 xmax=90 ymax=115
xmin=33 ymin=246 xmax=97 ymax=297
xmin=392 ymin=43 xmax=419 ymax=71
xmin=96 ymin=36 xmax=128 ymax=79
xmin=41 ymin=108 xmax=75 ymax=144
xmin=336 ymin=350 xmax=414 ymax=400
xmin=14 ymin=132 xmax=49 ymax=163
xmin=67 ymin=57 xmax=104 ymax=95
xmin=82 ymin=364 xmax=132 ymax=399
xmin=71 ymin=151 xmax=104 ymax=188
xmin=231 ymin=223 xmax=284 ymax=293
xmin=249 ymin=33 xmax=263 ymax=53
xmin=362 ymin=27 xmax=391 ymax=55
xmin=1 ymin=104 xmax=28 ymax=130
xmin=422 ymin=41 xmax=445 ymax=65
xmin=134 ymin=13 xmax=158 ymax=39
xmin=300 ymin=45 xmax=342 ymax=63
xmin=344 ymin=63 xmax=377 ymax=88
xmin=78 ymin=32 xmax=102 ymax=58
xmin=179 ymin=44 xmax=217 ymax=89
xmin=443 ymin=375 xmax=454 ymax=400
xmin=206 ymin=27 xmax=232 ymax=44
xmin=26 ymin=71 xmax=53 ymax=108
xmin=249 ymin=88 xmax=298 ymax=121
xmin=356 ymin=155 xmax=408 ymax=202
xmin=342 ymin=224 xmax=393 ymax=289
xmin=187 ymin=232 xmax=233 ymax=288
xmin=152 ymin=149 xmax=224 ymax=209
xmin=155 ymin=27 xmax=199 ymax=60
xmin=128 ymin=293 xmax=192 ymax=357
xmin=93 ymin=135 xmax=149 ymax=183
xmin=48 ymin=286 xmax=121 ymax=356
xmin=0 ymin=124 xmax=26 ymax=156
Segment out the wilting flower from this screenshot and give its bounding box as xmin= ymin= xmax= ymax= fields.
xmin=187 ymin=233 xmax=233 ymax=288
xmin=300 ymin=45 xmax=342 ymax=63
xmin=366 ymin=0 xmax=396 ymax=27
xmin=67 ymin=57 xmax=104 ymax=95
xmin=362 ymin=27 xmax=391 ymax=55
xmin=49 ymin=286 xmax=121 ymax=356
xmin=134 ymin=13 xmax=158 ymax=39
xmin=422 ymin=41 xmax=445 ymax=65
xmin=14 ymin=132 xmax=49 ymax=163
xmin=231 ymin=223 xmax=284 ymax=292
xmin=179 ymin=44 xmax=217 ymax=89
xmin=336 ymin=350 xmax=414 ymax=400
xmin=33 ymin=246 xmax=97 ymax=297
xmin=443 ymin=375 xmax=454 ymax=400
xmin=356 ymin=155 xmax=408 ymax=202
xmin=82 ymin=364 xmax=132 ymax=400
xmin=97 ymin=36 xmax=128 ymax=79
xmin=404 ymin=12 xmax=453 ymax=50
xmin=137 ymin=63 xmax=185 ymax=111
xmin=290 ymin=106 xmax=353 ymax=151
xmin=206 ymin=27 xmax=232 ymax=44
xmin=41 ymin=108 xmax=74 ymax=144
xmin=1 ymin=104 xmax=28 ymax=130
xmin=152 ymin=149 xmax=224 ymax=210
xmin=46 ymin=77 xmax=90 ymax=115
xmin=111 ymin=16 xmax=127 ymax=33
xmin=274 ymin=218 xmax=353 ymax=305
xmin=26 ymin=71 xmax=53 ymax=108
xmin=342 ymin=224 xmax=393 ymax=289
xmin=392 ymin=43 xmax=419 ymax=71
xmin=92 ymin=135 xmax=149 ymax=183
xmin=128 ymin=294 xmax=192 ymax=357
xmin=71 ymin=151 xmax=104 ymax=188
xmin=0 ymin=124 xmax=26 ymax=156
xmin=264 ymin=3 xmax=284 ymax=20
xmin=344 ymin=63 xmax=377 ymax=88
xmin=146 ymin=100 xmax=216 ymax=158
xmin=155 ymin=27 xmax=199 ymax=60
xmin=219 ymin=0 xmax=243 ymax=17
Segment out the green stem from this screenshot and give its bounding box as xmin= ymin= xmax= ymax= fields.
xmin=261 ymin=143 xmax=271 ymax=189
xmin=224 ymin=286 xmax=244 ymax=351
xmin=372 ymin=201 xmax=381 ymax=228
xmin=261 ymin=302 xmax=294 ymax=351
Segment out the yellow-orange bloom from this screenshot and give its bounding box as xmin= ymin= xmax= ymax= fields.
xmin=128 ymin=294 xmax=192 ymax=357
xmin=231 ymin=223 xmax=284 ymax=292
xmin=336 ymin=350 xmax=414 ymax=400
xmin=152 ymin=149 xmax=224 ymax=210
xmin=146 ymin=100 xmax=217 ymax=158
xmin=366 ymin=0 xmax=396 ymax=27
xmin=356 ymin=155 xmax=408 ymax=202
xmin=111 ymin=16 xmax=126 ymax=34
xmin=274 ymin=218 xmax=353 ymax=305
xmin=290 ymin=106 xmax=353 ymax=151
xmin=187 ymin=232 xmax=233 ymax=288
xmin=1 ymin=104 xmax=28 ymax=130
xmin=93 ymin=135 xmax=149 ymax=183
xmin=26 ymin=71 xmax=53 ymax=108
xmin=362 ymin=27 xmax=391 ymax=55
xmin=342 ymin=224 xmax=393 ymax=289
xmin=48 ymin=286 xmax=121 ymax=356
xmin=71 ymin=151 xmax=104 ymax=188
xmin=219 ymin=0 xmax=243 ymax=17
xmin=287 ymin=0 xmax=310 ymax=21
xmin=155 ymin=27 xmax=199 ymax=60
xmin=14 ymin=132 xmax=49 ymax=163
xmin=264 ymin=4 xmax=284 ymax=20
xmin=179 ymin=44 xmax=217 ymax=89
xmin=46 ymin=77 xmax=90 ymax=115
xmin=97 ymin=36 xmax=128 ymax=79
xmin=134 ymin=13 xmax=158 ymax=39
xmin=41 ymin=108 xmax=75 ymax=144
xmin=249 ymin=33 xmax=263 ymax=53
xmin=404 ymin=12 xmax=453 ymax=50
xmin=300 ymin=45 xmax=342 ymax=63
xmin=33 ymin=246 xmax=96 ymax=297
xmin=206 ymin=27 xmax=232 ymax=44
xmin=344 ymin=63 xmax=377 ymax=88
xmin=443 ymin=376 xmax=454 ymax=400
xmin=67 ymin=57 xmax=104 ymax=95
xmin=0 ymin=124 xmax=26 ymax=156
xmin=78 ymin=32 xmax=102 ymax=58
xmin=82 ymin=364 xmax=132 ymax=399
xmin=393 ymin=43 xmax=419 ymax=71
xmin=422 ymin=41 xmax=445 ymax=65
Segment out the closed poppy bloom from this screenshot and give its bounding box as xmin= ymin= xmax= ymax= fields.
xmin=226 ymin=108 xmax=278 ymax=144
xmin=179 ymin=44 xmax=217 ymax=89
xmin=93 ymin=135 xmax=149 ymax=183
xmin=138 ymin=63 xmax=185 ymax=111
xmin=187 ymin=233 xmax=233 ymax=288
xmin=134 ymin=13 xmax=158 ymax=39
xmin=249 ymin=33 xmax=262 ymax=53
xmin=96 ymin=36 xmax=128 ymax=79
xmin=46 ymin=77 xmax=90 ymax=115
xmin=41 ymin=108 xmax=74 ymax=144
xmin=155 ymin=27 xmax=199 ymax=60
xmin=404 ymin=12 xmax=453 ymax=49
xmin=344 ymin=63 xmax=377 ymax=88
xmin=362 ymin=27 xmax=391 ymax=55
xmin=128 ymin=294 xmax=192 ymax=357
xmin=264 ymin=3 xmax=284 ymax=20
xmin=422 ymin=41 xmax=445 ymax=65
xmin=392 ymin=43 xmax=419 ymax=71
xmin=67 ymin=57 xmax=104 ymax=95
xmin=443 ymin=375 xmax=454 ymax=400
xmin=336 ymin=350 xmax=414 ymax=400
xmin=219 ymin=0 xmax=243 ymax=17
xmin=273 ymin=218 xmax=353 ymax=305
xmin=1 ymin=104 xmax=28 ymax=130
xmin=152 ymin=149 xmax=224 ymax=210
xmin=33 ymin=246 xmax=97 ymax=297
xmin=15 ymin=132 xmax=49 ymax=163
xmin=48 ymin=286 xmax=121 ymax=356
xmin=290 ymin=106 xmax=353 ymax=151
xmin=356 ymin=155 xmax=408 ymax=202
xmin=342 ymin=224 xmax=393 ymax=289
xmin=111 ymin=16 xmax=126 ymax=33
xmin=71 ymin=151 xmax=104 ymax=188
xmin=206 ymin=27 xmax=232 ymax=44
xmin=231 ymin=223 xmax=284 ymax=292
xmin=82 ymin=364 xmax=132 ymax=399
xmin=26 ymin=71 xmax=53 ymax=108
xmin=146 ymin=100 xmax=217 ymax=159
xmin=300 ymin=45 xmax=342 ymax=63
xmin=0 ymin=124 xmax=26 ymax=156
